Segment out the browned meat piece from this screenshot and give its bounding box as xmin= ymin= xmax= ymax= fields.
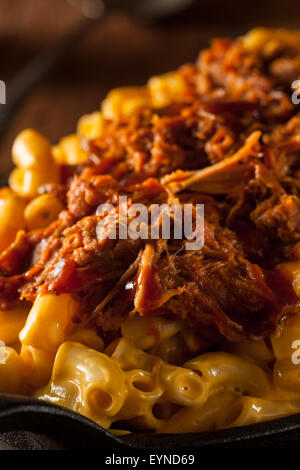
xmin=270 ymin=56 xmax=300 ymax=84
xmin=251 ymin=194 xmax=300 ymax=243
xmin=67 ymin=175 xmax=122 ymax=219
xmin=134 ymin=223 xmax=298 ymax=341
xmin=195 ymin=38 xmax=294 ymax=120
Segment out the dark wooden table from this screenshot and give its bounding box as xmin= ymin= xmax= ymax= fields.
xmin=0 ymin=0 xmax=300 ymax=178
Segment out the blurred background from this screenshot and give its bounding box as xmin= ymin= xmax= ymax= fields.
xmin=1 ymin=0 xmax=300 ymax=178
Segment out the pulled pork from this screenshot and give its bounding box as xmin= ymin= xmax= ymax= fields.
xmin=1 ymin=30 xmax=300 ymax=344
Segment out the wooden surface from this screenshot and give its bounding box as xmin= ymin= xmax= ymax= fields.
xmin=0 ymin=0 xmax=300 ymax=177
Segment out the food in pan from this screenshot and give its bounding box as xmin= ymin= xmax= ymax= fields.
xmin=2 ymin=28 xmax=300 ymax=433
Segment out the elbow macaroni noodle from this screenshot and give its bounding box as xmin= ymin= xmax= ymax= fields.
xmin=1 ymin=62 xmax=300 ymax=434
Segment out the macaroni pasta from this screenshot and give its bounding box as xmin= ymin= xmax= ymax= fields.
xmin=1 ymin=28 xmax=300 ymax=436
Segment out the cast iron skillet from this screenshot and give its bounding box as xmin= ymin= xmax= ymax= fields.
xmin=1 ymin=393 xmax=300 ymax=450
